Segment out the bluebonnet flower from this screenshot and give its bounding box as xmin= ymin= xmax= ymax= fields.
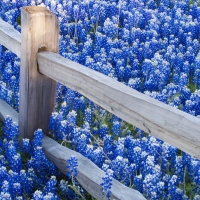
xmin=91 ymin=147 xmax=105 ymax=168
xmin=66 ymin=155 xmax=78 ymax=178
xmin=48 ymin=112 xmax=63 ymax=140
xmin=0 ymin=166 xmax=9 ymax=187
xmin=168 ymin=175 xmax=178 ymax=198
xmin=64 ymin=110 xmax=77 ymax=139
xmin=10 ymin=153 xmax=22 ymax=173
xmin=31 ymin=129 xmax=43 ymax=149
xmin=125 ymin=137 xmax=140 ymax=165
xmin=44 ymin=176 xmax=57 ymax=195
xmin=3 ymin=62 xmax=13 ymax=84
xmin=157 ymin=181 xmax=165 ymax=198
xmin=3 ymin=117 xmax=16 ymax=140
xmin=5 ymin=141 xmax=17 ymax=161
xmin=185 ymin=90 xmax=200 ymax=116
xmin=32 ymin=190 xmax=43 ymax=200
xmin=110 ymin=156 xmax=129 ymax=182
xmin=194 ymin=195 xmax=200 ymax=200
xmin=59 ymin=120 xmax=69 ymax=140
xmin=92 ymin=127 xmax=99 ymax=135
xmin=111 ymin=120 xmax=121 ymax=136
xmin=59 ymin=179 xmax=69 ymax=195
xmin=143 ymin=173 xmax=160 ymax=199
xmin=114 ymin=142 xmax=124 ymax=158
xmin=134 ymin=174 xmax=143 ymax=193
xmin=84 ymin=107 xmax=92 ymax=126
xmin=0 ymin=192 xmax=12 ymax=200
xmin=20 ymin=169 xmax=33 ymax=194
xmin=103 ymin=18 xmax=118 ymax=38
xmin=21 ymin=138 xmax=31 ymax=154
xmin=174 ymin=156 xmax=185 ymax=183
xmin=81 ymin=36 xmax=93 ymax=59
xmin=99 ymin=124 xmax=108 ymax=139
xmin=1 ymin=180 xmax=9 ymax=193
xmin=12 ymin=182 xmax=22 ymax=198
xmin=0 ymin=155 xmax=6 ymax=167
xmin=103 ymin=135 xmax=114 ymax=160
xmin=28 ymin=146 xmax=44 ymax=169
xmin=85 ymin=144 xmax=95 ymax=161
xmin=43 ymin=192 xmax=59 ymax=200
xmin=100 ymin=169 xmax=113 ymax=199
xmin=146 ymin=137 xmax=162 ymax=162
xmin=128 ymin=78 xmax=142 ymax=91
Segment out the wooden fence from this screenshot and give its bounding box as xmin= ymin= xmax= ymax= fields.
xmin=0 ymin=6 xmax=200 ymax=200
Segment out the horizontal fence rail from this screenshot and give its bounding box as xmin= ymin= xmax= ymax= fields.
xmin=0 ymin=100 xmax=18 ymax=124
xmin=37 ymin=52 xmax=200 ymax=159
xmin=0 ymin=10 xmax=200 ymax=159
xmin=0 ymin=18 xmax=21 ymax=58
xmin=0 ymin=100 xmax=146 ymax=200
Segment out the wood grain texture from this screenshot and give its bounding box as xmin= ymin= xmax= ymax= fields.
xmin=0 ymin=100 xmax=18 ymax=124
xmin=19 ymin=7 xmax=59 ymax=139
xmin=42 ymin=135 xmax=146 ymax=200
xmin=38 ymin=51 xmax=200 ymax=159
xmin=0 ymin=18 xmax=21 ymax=58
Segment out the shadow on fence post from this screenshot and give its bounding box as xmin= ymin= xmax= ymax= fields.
xmin=19 ymin=6 xmax=59 ymax=139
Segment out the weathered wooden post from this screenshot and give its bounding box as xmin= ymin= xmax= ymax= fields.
xmin=19 ymin=6 xmax=59 ymax=139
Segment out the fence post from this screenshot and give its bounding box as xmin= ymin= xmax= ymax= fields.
xmin=19 ymin=6 xmax=59 ymax=139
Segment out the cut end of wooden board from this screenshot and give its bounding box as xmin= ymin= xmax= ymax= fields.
xmin=23 ymin=6 xmax=52 ymax=14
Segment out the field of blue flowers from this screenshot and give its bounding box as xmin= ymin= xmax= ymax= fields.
xmin=0 ymin=0 xmax=200 ymax=199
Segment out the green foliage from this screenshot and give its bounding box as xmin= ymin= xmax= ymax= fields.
xmin=76 ymin=110 xmax=84 ymax=127
xmin=16 ymin=15 xmax=21 ymax=25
